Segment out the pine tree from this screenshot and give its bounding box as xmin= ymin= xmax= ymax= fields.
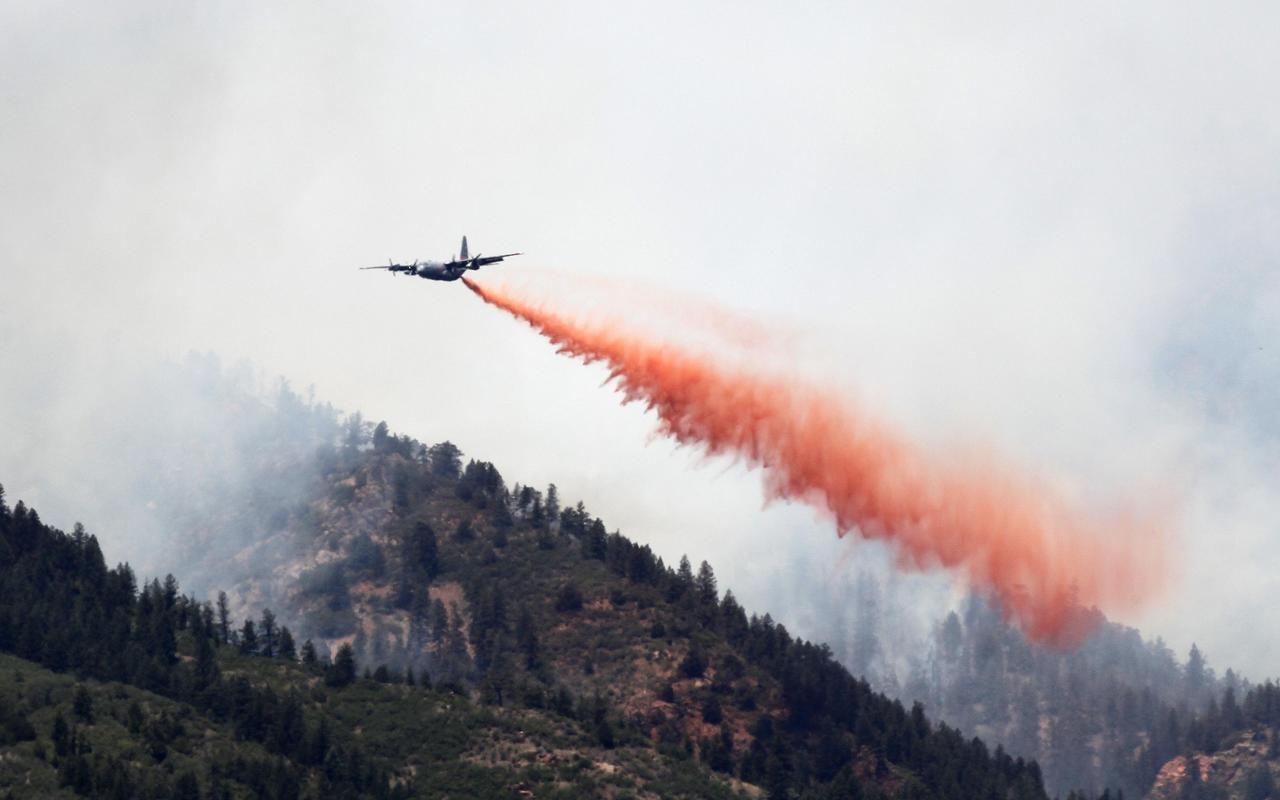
xmin=702 ymin=694 xmax=723 ymax=724
xmin=327 ymin=644 xmax=357 ymax=687
xmin=278 ymin=626 xmax=297 ymax=660
xmin=546 ymin=484 xmax=560 ymax=526
xmin=392 ymin=462 xmax=412 ymax=511
xmin=52 ymin=712 xmax=71 ymax=757
xmin=259 ymin=609 xmax=278 ymax=658
xmin=408 ymin=520 xmax=439 ymax=579
xmin=516 ymin=605 xmax=542 ymax=671
xmin=161 ymin=574 xmax=179 ymax=610
xmin=307 ymin=716 xmax=331 ymax=766
xmin=680 ymin=646 xmax=707 ymax=679
xmin=428 ymin=441 xmax=463 ymax=479
xmin=586 ymin=519 xmax=607 ymax=560
xmin=372 ymin=421 xmax=390 ymax=451
xmin=696 ymin=561 xmax=718 ymax=606
xmin=240 ymin=620 xmax=259 ymax=655
xmin=72 ymin=685 xmax=94 ymax=723
xmin=200 ymin=601 xmax=216 ymax=641
xmin=554 ymin=582 xmax=583 ymax=613
xmin=677 ymin=556 xmax=694 ymax=593
xmin=1186 ymin=644 xmax=1207 ymax=703
xmin=216 ymin=591 xmax=231 ymax=645
xmin=195 ymin=628 xmax=219 ymax=687
xmin=454 ymin=519 xmax=474 ymax=542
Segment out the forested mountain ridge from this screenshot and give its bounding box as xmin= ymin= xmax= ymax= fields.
xmin=0 ymin=485 xmax=756 ymax=798
xmin=3 ymin=356 xmax=1269 ymax=798
xmin=192 ymin=383 xmax=1259 ymax=800
xmin=892 ymin=592 xmax=1250 ymax=798
xmin=0 ymin=441 xmax=1050 ymax=795
xmin=138 ymin=411 xmax=1053 ymax=799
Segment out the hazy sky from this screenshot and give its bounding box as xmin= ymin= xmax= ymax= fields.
xmin=2 ymin=2 xmax=1278 ymax=676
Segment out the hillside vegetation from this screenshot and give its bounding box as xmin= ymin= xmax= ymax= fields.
xmin=0 ymin=487 xmax=751 ymax=799
xmin=6 ymin=362 xmax=1267 ymax=799
xmin=0 ymin=424 xmax=1051 ymax=799
xmin=193 ymin=410 xmax=1054 ymax=799
xmin=898 ymin=592 xmax=1250 ymax=797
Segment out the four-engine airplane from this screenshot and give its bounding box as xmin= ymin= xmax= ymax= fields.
xmin=360 ymin=236 xmax=520 ymax=282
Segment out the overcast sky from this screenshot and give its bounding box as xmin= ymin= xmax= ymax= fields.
xmin=2 ymin=1 xmax=1278 ymax=677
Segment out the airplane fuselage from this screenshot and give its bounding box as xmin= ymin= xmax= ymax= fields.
xmin=411 ymin=261 xmax=464 ymax=281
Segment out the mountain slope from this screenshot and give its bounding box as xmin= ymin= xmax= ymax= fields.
xmin=897 ymin=593 xmax=1244 ymax=798
xmin=1 ymin=428 xmax=1053 ymax=799
xmin=10 ymin=357 xmax=1264 ymax=799
xmin=0 ymin=487 xmax=756 ymax=799
xmin=193 ymin=420 xmax=1052 ymax=799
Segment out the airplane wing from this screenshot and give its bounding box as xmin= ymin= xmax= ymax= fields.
xmin=470 ymin=253 xmax=522 ymax=267
xmin=444 ymin=253 xmax=522 ymax=270
xmin=360 ymin=261 xmax=416 ymax=273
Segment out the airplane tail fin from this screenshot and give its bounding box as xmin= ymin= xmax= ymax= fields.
xmin=460 ymin=236 xmax=469 ymax=261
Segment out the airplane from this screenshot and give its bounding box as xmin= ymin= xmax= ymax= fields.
xmin=360 ymin=236 xmax=521 ymax=282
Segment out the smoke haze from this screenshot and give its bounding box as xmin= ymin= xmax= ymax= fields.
xmin=1 ymin=1 xmax=1278 ymax=677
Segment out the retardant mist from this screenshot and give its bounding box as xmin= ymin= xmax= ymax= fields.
xmin=463 ymin=277 xmax=1169 ymax=646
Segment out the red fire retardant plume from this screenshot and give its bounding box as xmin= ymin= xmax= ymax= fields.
xmin=464 ymin=278 xmax=1166 ymax=646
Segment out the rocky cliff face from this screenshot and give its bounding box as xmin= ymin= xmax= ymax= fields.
xmin=1148 ymin=728 xmax=1277 ymax=799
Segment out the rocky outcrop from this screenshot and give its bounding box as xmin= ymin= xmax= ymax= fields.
xmin=1148 ymin=728 xmax=1277 ymax=799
